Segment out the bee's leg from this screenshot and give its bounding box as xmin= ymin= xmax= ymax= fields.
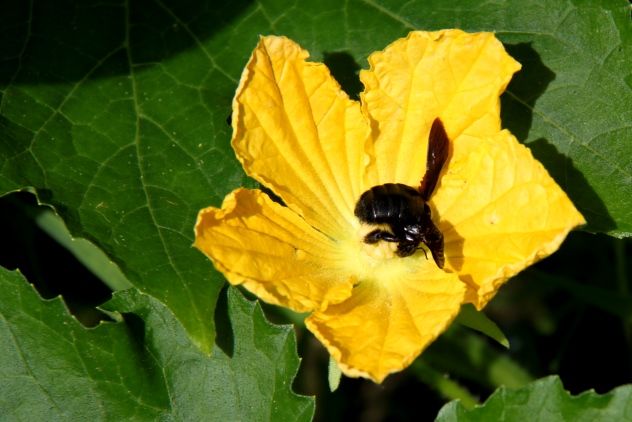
xmin=364 ymin=229 xmax=399 ymax=244
xmin=421 ymin=223 xmax=445 ymax=269
xmin=416 ymin=246 xmax=429 ymax=260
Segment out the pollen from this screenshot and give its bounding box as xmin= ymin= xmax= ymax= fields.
xmin=362 ymin=239 xmax=398 ymax=260
xmin=356 ymin=223 xmax=398 ymax=260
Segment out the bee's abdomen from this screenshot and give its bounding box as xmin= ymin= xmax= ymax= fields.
xmin=354 ymin=183 xmax=424 ymax=224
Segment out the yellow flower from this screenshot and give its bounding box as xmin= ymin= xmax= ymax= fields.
xmin=195 ymin=30 xmax=585 ymax=382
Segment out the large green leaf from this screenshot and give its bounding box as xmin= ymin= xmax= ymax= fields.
xmin=0 ymin=267 xmax=313 ymax=420
xmin=0 ymin=0 xmax=251 ymax=351
xmin=436 ymin=375 xmax=632 ymax=421
xmin=1 ymin=0 xmax=630 ymax=353
xmin=455 ymin=304 xmax=510 ymax=349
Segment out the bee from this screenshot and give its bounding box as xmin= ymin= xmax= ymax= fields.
xmin=354 ymin=118 xmax=449 ymax=268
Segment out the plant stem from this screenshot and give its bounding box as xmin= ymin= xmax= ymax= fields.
xmin=412 ymin=360 xmax=480 ymax=409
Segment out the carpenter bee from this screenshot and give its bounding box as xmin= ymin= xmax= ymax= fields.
xmin=354 ymin=118 xmax=449 ymax=268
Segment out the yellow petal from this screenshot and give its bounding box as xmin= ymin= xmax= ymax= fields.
xmin=434 ymin=131 xmax=585 ymax=308
xmin=360 ymin=30 xmax=521 ymax=186
xmin=306 ymin=259 xmax=465 ymax=383
xmin=194 ymin=189 xmax=355 ymax=312
xmin=232 ymin=35 xmax=371 ymax=240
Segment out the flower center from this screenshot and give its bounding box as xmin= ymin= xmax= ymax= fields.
xmin=332 ymin=222 xmax=433 ymax=287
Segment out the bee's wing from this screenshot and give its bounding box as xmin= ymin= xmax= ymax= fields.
xmin=419 ymin=118 xmax=449 ymax=201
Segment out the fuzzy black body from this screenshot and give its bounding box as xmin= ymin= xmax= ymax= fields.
xmin=353 ymin=118 xmax=449 ymax=268
xmin=354 ymin=183 xmax=444 ymax=267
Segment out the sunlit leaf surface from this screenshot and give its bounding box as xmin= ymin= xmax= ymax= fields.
xmin=0 ymin=268 xmax=313 ymax=420
xmin=436 ymin=375 xmax=632 ymax=421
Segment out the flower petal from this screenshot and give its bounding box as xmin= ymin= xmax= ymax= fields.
xmin=360 ymin=30 xmax=521 ymax=186
xmin=232 ymin=35 xmax=371 ymax=239
xmin=306 ymin=260 xmax=465 ymax=383
xmin=194 ymin=189 xmax=355 ymax=312
xmin=433 ymin=131 xmax=585 ymax=308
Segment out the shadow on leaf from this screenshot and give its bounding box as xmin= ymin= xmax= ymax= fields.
xmin=323 ymin=51 xmax=363 ymax=101
xmin=501 ymin=42 xmax=556 ymax=141
xmin=499 ymin=43 xmax=615 ymax=232
xmin=528 ymin=138 xmax=615 ymax=232
xmin=0 ymin=0 xmax=254 ymax=84
xmin=214 ymin=285 xmax=234 ymax=357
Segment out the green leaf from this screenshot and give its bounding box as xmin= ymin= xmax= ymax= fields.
xmin=0 ymin=269 xmax=168 ymax=419
xmin=0 ymin=0 xmax=255 ymax=351
xmin=436 ymin=375 xmax=632 ymax=421
xmin=0 ymin=268 xmax=314 ymax=420
xmin=455 ymin=304 xmax=510 ymax=349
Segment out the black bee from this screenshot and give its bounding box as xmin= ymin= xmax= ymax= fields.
xmin=354 ymin=118 xmax=449 ymax=268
